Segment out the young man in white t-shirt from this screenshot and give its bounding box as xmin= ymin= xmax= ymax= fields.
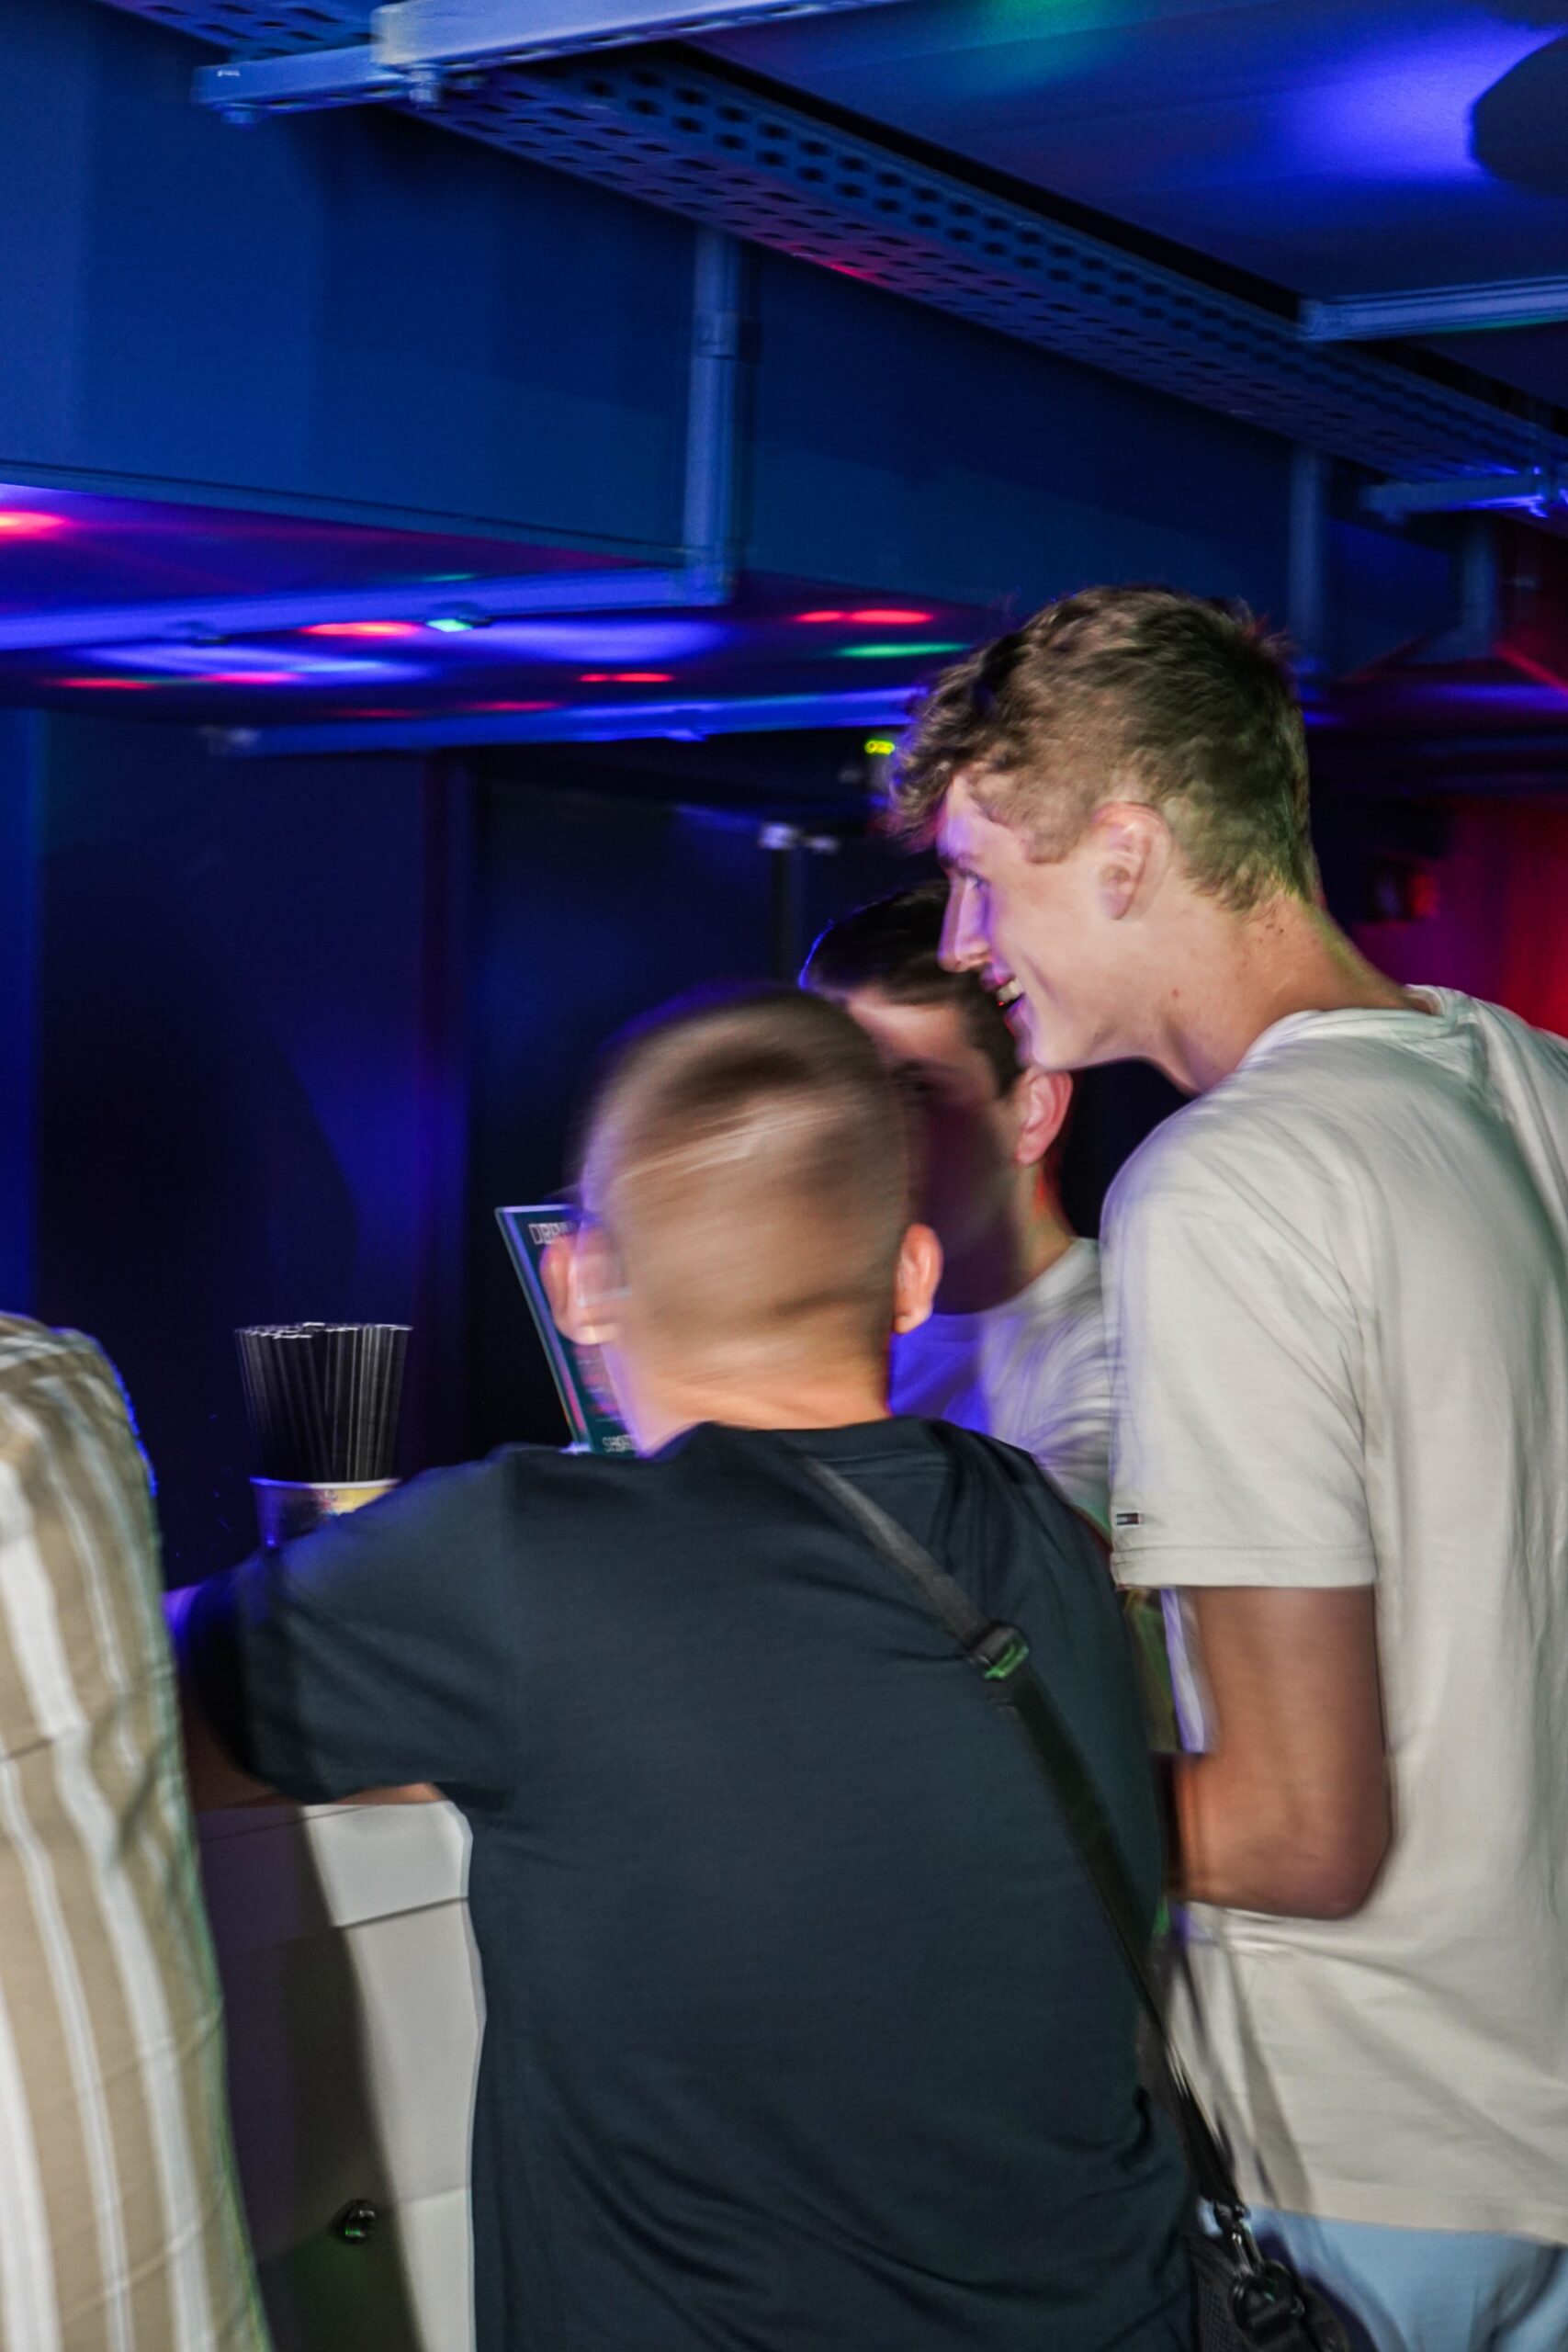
xmin=802 ymin=882 xmax=1111 ymax=1532
xmin=886 ymin=586 xmax=1568 ymax=2352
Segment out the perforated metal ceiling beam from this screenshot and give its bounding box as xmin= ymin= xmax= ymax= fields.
xmin=105 ymin=1 xmax=1568 ymax=488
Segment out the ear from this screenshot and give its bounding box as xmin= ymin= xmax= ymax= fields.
xmin=1089 ymin=801 xmax=1169 ymax=920
xmin=1012 ymin=1068 xmax=1073 ymax=1168
xmin=891 ymin=1222 xmax=943 ymax=1336
xmin=542 ymin=1227 xmax=625 ymax=1349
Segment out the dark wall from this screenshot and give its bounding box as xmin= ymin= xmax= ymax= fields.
xmin=0 ymin=717 xmax=42 ymax=1312
xmin=35 ymin=718 xmax=431 ymax=1581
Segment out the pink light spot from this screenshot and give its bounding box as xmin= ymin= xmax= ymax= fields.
xmin=0 ymin=511 xmax=66 ymax=537
xmin=474 ymin=699 xmax=559 ymax=712
xmin=849 ymin=607 xmax=933 ymax=625
xmin=55 ymin=675 xmax=156 ymax=690
xmin=300 ymin=620 xmax=423 ymax=639
xmin=795 ymin=610 xmax=848 ymax=624
xmin=579 ymin=671 xmax=673 ymax=684
xmin=201 ymin=671 xmax=298 ymax=685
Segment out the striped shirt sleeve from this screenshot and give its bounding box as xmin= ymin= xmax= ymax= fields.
xmin=0 ymin=1316 xmax=269 ymax=2352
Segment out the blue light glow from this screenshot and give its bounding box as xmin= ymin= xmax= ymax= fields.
xmin=1290 ymin=24 xmax=1550 ymax=184
xmin=89 ymin=643 xmax=424 ymax=682
xmin=476 ymin=619 xmax=727 ymax=663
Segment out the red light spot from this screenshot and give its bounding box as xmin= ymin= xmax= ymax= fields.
xmin=474 ymin=699 xmax=558 ymax=712
xmin=300 ymin=620 xmax=423 ymax=639
xmin=849 ymin=607 xmax=933 ymax=625
xmin=0 ymin=511 xmax=66 ymax=537
xmin=795 ymin=611 xmax=848 ymax=624
xmin=54 ymin=676 xmax=156 ymax=690
xmin=1406 ymin=869 xmax=1440 ymax=922
xmin=579 ymin=671 xmax=673 ymax=684
xmin=336 ymin=708 xmax=407 ymax=719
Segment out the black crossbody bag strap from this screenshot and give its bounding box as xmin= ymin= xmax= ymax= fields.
xmin=799 ymin=1453 xmax=1241 ymax=2220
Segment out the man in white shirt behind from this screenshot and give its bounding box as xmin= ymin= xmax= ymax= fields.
xmin=802 ymin=882 xmax=1111 ymax=1532
xmin=886 ymin=585 xmax=1568 ymax=2352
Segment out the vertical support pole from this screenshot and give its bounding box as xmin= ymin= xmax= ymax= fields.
xmin=408 ymin=752 xmax=475 ymax=1469
xmin=1288 ymin=446 xmax=1329 ymax=674
xmin=682 ymin=227 xmax=750 ymax=598
xmin=0 ymin=713 xmax=43 ymax=1315
xmin=1455 ymin=514 xmax=1500 ymax=660
xmin=761 ymin=823 xmax=805 ymax=981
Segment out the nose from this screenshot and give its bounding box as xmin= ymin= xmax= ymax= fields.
xmin=939 ymin=876 xmax=988 ymax=973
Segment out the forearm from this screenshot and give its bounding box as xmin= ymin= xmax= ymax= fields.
xmin=1156 ymin=1584 xmax=1393 ymax=1921
xmin=1162 ymin=1750 xmax=1389 ymax=1918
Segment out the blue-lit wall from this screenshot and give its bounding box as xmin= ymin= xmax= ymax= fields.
xmin=0 ymin=0 xmax=690 ymax=549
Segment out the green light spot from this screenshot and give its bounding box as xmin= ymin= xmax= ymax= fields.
xmin=840 ymin=641 xmax=966 ymax=660
xmin=427 ymin=616 xmax=476 ymax=633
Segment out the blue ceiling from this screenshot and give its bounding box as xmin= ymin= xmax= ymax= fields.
xmin=704 ymin=0 xmax=1568 ymax=403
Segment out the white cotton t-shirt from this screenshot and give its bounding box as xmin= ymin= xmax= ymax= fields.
xmin=890 ymin=1239 xmax=1111 ymax=1535
xmin=1103 ymin=988 xmax=1568 ymax=2244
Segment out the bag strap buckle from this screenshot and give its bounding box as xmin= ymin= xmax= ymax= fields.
xmin=967 ymin=1622 xmax=1030 ymax=1682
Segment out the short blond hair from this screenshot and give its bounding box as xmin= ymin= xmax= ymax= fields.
xmin=581 ymin=989 xmax=908 ymax=1356
xmin=887 ymin=585 xmax=1315 ymax=912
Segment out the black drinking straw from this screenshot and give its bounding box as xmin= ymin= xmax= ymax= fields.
xmin=237 ymin=1323 xmax=410 ymax=1483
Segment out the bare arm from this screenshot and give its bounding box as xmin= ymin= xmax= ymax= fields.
xmin=1167 ymin=1585 xmax=1391 ymax=1919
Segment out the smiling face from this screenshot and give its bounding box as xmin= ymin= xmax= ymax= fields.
xmin=936 ymin=775 xmax=1143 ymax=1073
xmin=837 ymin=988 xmax=1029 ymax=1259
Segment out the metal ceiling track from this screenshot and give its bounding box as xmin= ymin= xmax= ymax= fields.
xmin=104 ymin=0 xmax=1568 ymax=489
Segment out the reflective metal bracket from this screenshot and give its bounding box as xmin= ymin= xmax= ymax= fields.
xmin=194 ymin=0 xmax=899 ymax=115
xmin=1303 ymin=277 xmax=1568 ymax=344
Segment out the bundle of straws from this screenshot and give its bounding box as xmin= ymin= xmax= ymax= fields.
xmin=237 ymin=1323 xmax=410 ymax=1486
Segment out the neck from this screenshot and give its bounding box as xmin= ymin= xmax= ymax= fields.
xmin=935 ymin=1178 xmax=1075 ymax=1316
xmin=614 ymin=1347 xmax=890 ymax=1455
xmin=1143 ymin=894 xmax=1420 ymax=1094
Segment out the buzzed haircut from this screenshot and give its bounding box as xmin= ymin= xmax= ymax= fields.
xmin=580 ymin=987 xmax=909 ymax=1357
xmin=886 ymin=584 xmax=1315 ymax=913
xmin=801 ymin=882 xmax=1020 ymax=1097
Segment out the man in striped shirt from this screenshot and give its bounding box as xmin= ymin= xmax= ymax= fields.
xmin=0 ymin=1316 xmax=268 ymax=2352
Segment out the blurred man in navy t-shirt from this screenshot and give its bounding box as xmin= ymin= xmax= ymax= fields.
xmin=174 ymin=986 xmax=1190 ymax=2352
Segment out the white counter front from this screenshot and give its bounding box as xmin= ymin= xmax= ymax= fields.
xmin=198 ymin=1799 xmax=481 ymax=2352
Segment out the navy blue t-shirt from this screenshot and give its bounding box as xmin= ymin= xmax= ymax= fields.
xmin=186 ymin=1418 xmax=1191 ymax=2351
